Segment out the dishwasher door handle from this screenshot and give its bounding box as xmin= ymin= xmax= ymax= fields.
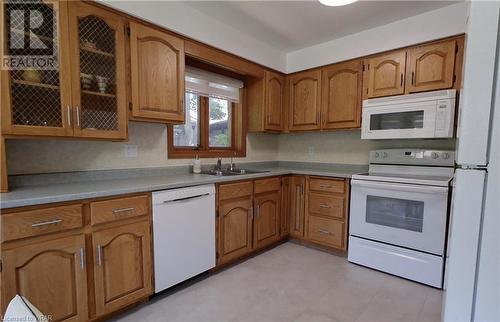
xmin=156 ymin=193 xmax=211 ymax=205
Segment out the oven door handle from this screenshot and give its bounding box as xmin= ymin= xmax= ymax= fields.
xmin=351 ymin=179 xmax=448 ymax=194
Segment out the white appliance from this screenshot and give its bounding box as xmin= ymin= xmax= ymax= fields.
xmin=361 ymin=89 xmax=456 ymax=140
xmin=442 ymin=2 xmax=500 ymax=321
xmin=349 ymin=149 xmax=455 ymax=288
xmin=152 ymin=184 xmax=216 ymax=293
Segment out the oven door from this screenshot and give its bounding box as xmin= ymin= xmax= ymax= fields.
xmin=350 ymin=179 xmax=449 ymax=255
xmin=361 ymin=101 xmax=438 ymax=139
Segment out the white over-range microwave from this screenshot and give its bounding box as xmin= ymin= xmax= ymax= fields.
xmin=361 ymin=89 xmax=456 ymax=140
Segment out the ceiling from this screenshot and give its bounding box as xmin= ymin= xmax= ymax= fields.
xmin=185 ymin=1 xmax=460 ymax=52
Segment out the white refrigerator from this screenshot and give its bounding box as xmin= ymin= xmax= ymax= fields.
xmin=442 ymin=2 xmax=500 ymax=322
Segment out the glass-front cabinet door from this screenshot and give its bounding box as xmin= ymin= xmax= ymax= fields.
xmin=67 ymin=1 xmax=126 ymax=139
xmin=1 ymin=0 xmax=73 ymax=136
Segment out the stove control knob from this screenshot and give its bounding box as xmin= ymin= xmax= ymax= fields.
xmin=443 ymin=153 xmax=450 ymax=160
xmin=382 ymin=152 xmax=388 ymax=158
xmin=431 ymin=152 xmax=439 ymax=159
xmin=374 ymin=152 xmax=380 ymax=158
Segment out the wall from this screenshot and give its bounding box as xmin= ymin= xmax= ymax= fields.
xmin=6 ymin=122 xmax=279 ymax=175
xmin=102 ymin=1 xmax=287 ymax=72
xmin=286 ymin=2 xmax=469 ymax=73
xmin=278 ymin=130 xmax=455 ymax=165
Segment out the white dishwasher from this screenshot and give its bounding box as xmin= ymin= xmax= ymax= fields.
xmin=152 ymin=184 xmax=216 ymax=293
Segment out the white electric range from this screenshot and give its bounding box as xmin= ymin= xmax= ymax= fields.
xmin=348 ymin=148 xmax=455 ymax=288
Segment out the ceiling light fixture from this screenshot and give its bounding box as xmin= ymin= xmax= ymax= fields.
xmin=318 ymin=0 xmax=358 ymax=6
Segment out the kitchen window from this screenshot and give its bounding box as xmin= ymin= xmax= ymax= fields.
xmin=168 ymin=66 xmax=245 ymax=158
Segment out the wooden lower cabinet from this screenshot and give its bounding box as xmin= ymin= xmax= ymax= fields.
xmin=280 ymin=176 xmax=291 ymax=238
xmin=218 ymin=196 xmax=254 ymax=265
xmin=2 ymin=235 xmax=89 ymax=322
xmin=92 ymin=221 xmax=153 ymax=316
xmin=0 ymin=193 xmax=153 ymax=322
xmin=253 ymin=191 xmax=280 ymax=250
xmin=289 ymin=176 xmax=306 ymax=239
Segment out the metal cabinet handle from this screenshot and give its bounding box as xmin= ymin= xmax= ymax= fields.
xmin=97 ymin=244 xmax=102 ymax=266
xmin=316 ymin=111 xmax=320 ymax=124
xmin=319 ymin=184 xmax=332 ymax=189
xmin=113 ymin=207 xmax=134 ymax=214
xmin=76 ymin=105 xmax=80 ymax=127
xmin=67 ymin=105 xmax=71 ymax=126
xmin=249 ymin=206 xmax=253 ymax=218
xmin=31 ymin=218 xmax=62 ymax=227
xmin=319 ymin=204 xmax=331 ymax=209
xmin=411 ymin=71 xmax=415 ymax=85
xmin=79 ymin=247 xmax=85 ymax=270
xmin=256 ymin=204 xmax=260 ymax=217
xmin=318 ymin=229 xmax=331 ymax=235
xmin=400 ymin=73 xmax=403 ymax=87
xmin=267 ymin=113 xmax=271 ymax=125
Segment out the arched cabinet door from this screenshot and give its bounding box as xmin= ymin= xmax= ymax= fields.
xmin=253 ymin=191 xmax=280 ymax=249
xmin=321 ymin=60 xmax=362 ymax=130
xmin=218 ymin=197 xmax=253 ymax=265
xmin=67 ymin=1 xmax=127 ymax=139
xmin=366 ymin=51 xmax=406 ymax=98
xmin=288 ymin=70 xmax=322 ymax=131
xmin=129 ymin=21 xmax=185 ymax=123
xmin=2 ymin=235 xmax=88 ymax=322
xmin=264 ymin=71 xmax=285 ymax=131
xmin=407 ymin=40 xmax=456 ymax=93
xmin=92 ymin=221 xmax=152 ymax=316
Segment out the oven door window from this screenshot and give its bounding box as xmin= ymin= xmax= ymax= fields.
xmin=370 ymin=111 xmax=424 ymax=130
xmin=366 ymin=195 xmax=424 ymax=232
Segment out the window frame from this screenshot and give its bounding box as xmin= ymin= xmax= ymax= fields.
xmin=167 ymin=94 xmax=246 ymax=158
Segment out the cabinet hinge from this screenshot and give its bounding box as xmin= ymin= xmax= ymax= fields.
xmin=128 ymin=102 xmax=133 ymax=111
xmin=453 ymin=74 xmax=457 ymax=83
xmin=125 ymin=26 xmax=130 ymax=36
xmin=455 ymin=44 xmax=458 ymax=54
xmin=362 ymin=64 xmax=365 ymax=72
xmin=367 ymin=64 xmax=370 ymax=70
xmin=216 ymin=252 xmax=219 ymax=259
xmin=0 ymin=260 xmax=2 ymax=273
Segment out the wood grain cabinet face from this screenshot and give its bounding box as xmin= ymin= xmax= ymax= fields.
xmin=321 ymin=60 xmax=362 ymax=129
xmin=264 ymin=71 xmax=285 ymax=131
xmin=253 ymin=191 xmax=280 ymax=249
xmin=367 ymin=51 xmax=406 ymax=98
xmin=288 ymin=70 xmax=322 ymax=131
xmin=280 ymin=177 xmax=291 ymax=238
xmin=92 ymin=221 xmax=153 ymax=316
xmin=218 ymin=197 xmax=254 ymax=265
xmin=67 ymin=2 xmax=128 ymax=139
xmin=2 ymin=235 xmax=89 ymax=322
xmin=289 ymin=176 xmax=306 ymax=238
xmin=406 ymin=40 xmax=456 ymax=93
xmin=130 ymin=22 xmax=185 ymax=123
xmin=1 ymin=1 xmax=73 ymax=137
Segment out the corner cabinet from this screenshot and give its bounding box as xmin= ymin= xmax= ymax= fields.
xmin=321 ymin=60 xmax=362 ymax=129
xmin=288 ymin=69 xmax=322 ymax=131
xmin=1 ymin=1 xmax=127 ymax=139
xmin=289 ymin=176 xmax=306 ymax=238
xmin=129 ymin=21 xmax=185 ymax=123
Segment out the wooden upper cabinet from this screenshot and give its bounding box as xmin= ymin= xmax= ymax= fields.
xmin=406 ymin=39 xmax=456 ymax=93
xmin=1 ymin=0 xmax=73 ymax=137
xmin=130 ymin=22 xmax=185 ymax=123
xmin=289 ymin=176 xmax=306 ymax=238
xmin=366 ymin=50 xmax=406 ymax=98
xmin=2 ymin=235 xmax=89 ymax=322
xmin=264 ymin=71 xmax=285 ymax=131
xmin=218 ymin=196 xmax=254 ymax=265
xmin=288 ymin=70 xmax=322 ymax=131
xmin=67 ymin=2 xmax=127 ymax=139
xmin=92 ymin=220 xmax=153 ymax=316
xmin=321 ymin=60 xmax=362 ymax=129
xmin=253 ymin=191 xmax=280 ymax=249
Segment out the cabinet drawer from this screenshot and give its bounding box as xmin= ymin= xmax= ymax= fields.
xmin=309 ymin=178 xmax=345 ymax=194
xmin=1 ymin=204 xmax=83 ymax=242
xmin=254 ymin=177 xmax=281 ymax=194
xmin=307 ymin=216 xmax=345 ymax=249
xmin=218 ymin=181 xmax=253 ymax=201
xmin=90 ymin=195 xmax=149 ymax=226
xmin=308 ymin=193 xmax=344 ymax=219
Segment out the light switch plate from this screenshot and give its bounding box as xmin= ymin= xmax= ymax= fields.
xmin=124 ymin=145 xmax=138 ymax=158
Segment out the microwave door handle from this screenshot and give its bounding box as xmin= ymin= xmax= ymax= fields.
xmin=351 ymin=179 xmax=448 ymax=194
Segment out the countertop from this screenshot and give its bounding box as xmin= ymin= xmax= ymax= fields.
xmin=0 ymin=162 xmax=367 ymax=209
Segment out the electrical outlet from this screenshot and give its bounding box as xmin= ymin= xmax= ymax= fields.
xmin=124 ymin=145 xmax=138 ymax=158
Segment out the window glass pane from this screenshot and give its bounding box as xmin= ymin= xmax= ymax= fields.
xmin=370 ymin=111 xmax=424 ymax=130
xmin=366 ymin=195 xmax=424 ymax=232
xmin=173 ymin=93 xmax=200 ymax=147
xmin=209 ymin=97 xmax=231 ymax=148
